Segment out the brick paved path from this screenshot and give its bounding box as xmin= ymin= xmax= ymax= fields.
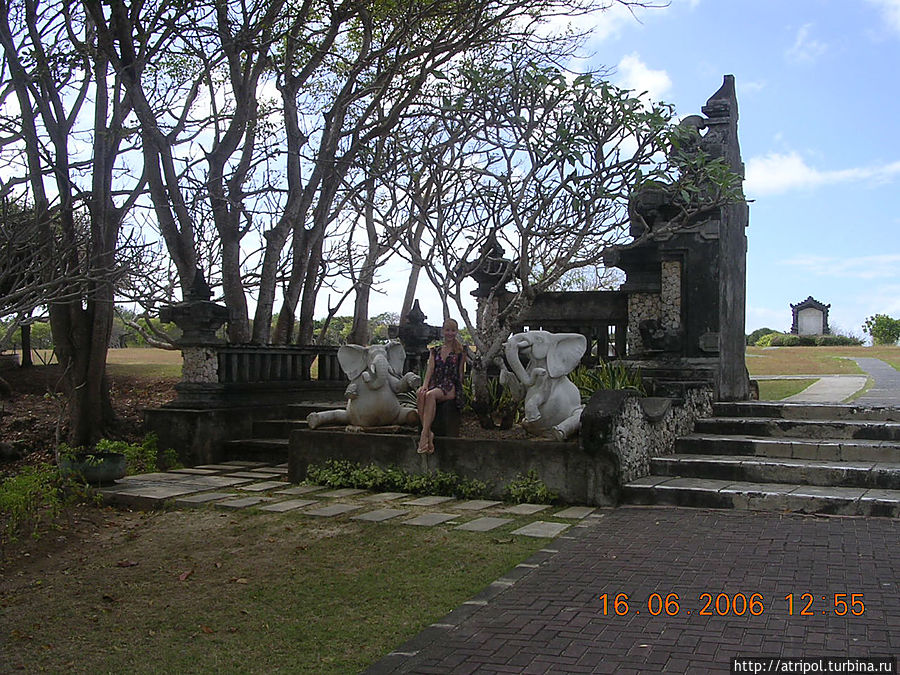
xmin=367 ymin=507 xmax=899 ymax=674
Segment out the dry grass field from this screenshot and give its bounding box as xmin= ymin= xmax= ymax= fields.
xmin=746 ymin=345 xmax=900 ymax=376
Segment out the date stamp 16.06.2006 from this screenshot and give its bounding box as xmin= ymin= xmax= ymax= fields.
xmin=598 ymin=592 xmax=866 ymax=618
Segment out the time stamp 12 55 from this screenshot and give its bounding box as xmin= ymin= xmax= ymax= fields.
xmin=599 ymin=593 xmax=866 ymax=617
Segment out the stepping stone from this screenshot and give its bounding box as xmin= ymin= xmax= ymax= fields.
xmin=318 ymin=488 xmax=366 ymax=498
xmin=304 ymin=503 xmax=362 ymax=517
xmin=105 ymin=484 xmax=205 ymax=500
xmin=215 ymin=496 xmax=273 ymax=510
xmin=455 ymin=517 xmax=513 ymax=532
xmin=274 ymin=485 xmax=326 ymax=496
xmin=511 ymin=521 xmax=570 ymax=538
xmin=222 ymin=461 xmax=271 ymax=467
xmin=246 ymin=470 xmax=285 ymax=478
xmin=169 ymin=468 xmax=220 ymax=475
xmin=238 ymin=481 xmax=292 ymax=492
xmin=195 ymin=464 xmax=239 ymax=471
xmin=362 ymin=492 xmax=410 ymax=502
xmin=403 ymin=496 xmax=454 ymax=507
xmin=274 ymin=463 xmax=289 ymax=469
xmin=403 ymin=512 xmax=459 ymax=526
xmin=455 ymin=500 xmax=502 ymax=511
xmin=352 ymin=508 xmax=409 ymax=522
xmin=553 ymin=506 xmax=596 ymax=519
xmin=259 ymin=499 xmax=318 ymax=512
xmin=182 ymin=476 xmax=256 ymax=489
xmin=226 ymin=471 xmax=271 ymax=479
xmin=175 ymin=492 xmax=234 ymax=506
xmin=503 ymin=503 xmax=551 ymax=515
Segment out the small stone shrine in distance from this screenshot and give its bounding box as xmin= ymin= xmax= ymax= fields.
xmin=790 ymin=296 xmax=831 ymax=336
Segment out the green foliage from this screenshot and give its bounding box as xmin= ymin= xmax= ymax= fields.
xmin=756 ymin=332 xmax=862 ymax=347
xmin=63 ymin=433 xmax=180 ymax=475
xmin=863 ymin=314 xmax=900 ymax=346
xmin=503 ymin=469 xmax=557 ymax=505
xmin=0 ymin=463 xmax=66 ymax=542
xmin=746 ymin=327 xmax=776 ymax=346
xmin=569 ymin=362 xmax=645 ymax=402
xmin=305 ymin=459 xmax=489 ymax=499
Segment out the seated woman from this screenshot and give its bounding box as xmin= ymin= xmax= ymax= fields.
xmin=416 ymin=318 xmax=466 ymax=454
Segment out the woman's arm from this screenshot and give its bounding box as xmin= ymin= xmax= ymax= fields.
xmin=422 ymin=350 xmax=435 ymax=389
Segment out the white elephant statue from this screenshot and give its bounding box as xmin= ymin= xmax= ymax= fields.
xmin=307 ymin=343 xmax=421 ymax=430
xmin=499 ymin=330 xmax=587 ymax=441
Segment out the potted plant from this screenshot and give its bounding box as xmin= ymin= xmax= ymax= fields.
xmin=57 ymin=443 xmax=127 ymax=486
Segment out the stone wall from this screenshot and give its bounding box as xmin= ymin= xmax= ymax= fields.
xmin=181 ymin=347 xmax=219 ymax=383
xmin=627 ymin=293 xmax=661 ymax=354
xmin=581 ymin=386 xmax=713 ymax=498
xmin=660 ymin=260 xmax=682 ymax=329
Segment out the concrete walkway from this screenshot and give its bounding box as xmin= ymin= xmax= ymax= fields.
xmin=853 ymin=358 xmax=900 ymax=407
xmin=755 ymin=357 xmax=900 ymax=404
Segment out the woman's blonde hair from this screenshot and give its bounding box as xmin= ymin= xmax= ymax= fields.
xmin=442 ymin=318 xmax=463 ymax=354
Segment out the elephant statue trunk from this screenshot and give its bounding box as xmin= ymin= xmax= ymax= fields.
xmin=500 ymin=330 xmax=587 ymax=441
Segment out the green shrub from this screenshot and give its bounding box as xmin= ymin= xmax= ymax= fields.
xmin=756 ymin=331 xmax=863 ymax=347
xmin=503 ymin=469 xmax=558 ymax=505
xmin=66 ymin=433 xmax=180 ymax=476
xmin=746 ymin=327 xmax=775 ymax=345
xmin=755 ymin=332 xmax=781 ymax=347
xmin=570 ymin=362 xmax=645 ymax=403
xmin=304 ymin=460 xmax=489 ymax=500
xmin=0 ymin=463 xmax=66 ymax=542
xmin=863 ymin=314 xmax=900 ymax=345
xmin=814 ymin=334 xmax=863 ymax=346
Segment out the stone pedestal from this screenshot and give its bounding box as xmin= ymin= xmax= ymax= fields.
xmin=159 ymin=297 xmax=229 ymax=407
xmin=432 ymin=401 xmax=461 ymax=438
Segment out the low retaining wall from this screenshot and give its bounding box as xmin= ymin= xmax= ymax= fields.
xmin=288 ymin=430 xmax=607 ymax=505
xmin=288 ymin=386 xmax=713 ymax=505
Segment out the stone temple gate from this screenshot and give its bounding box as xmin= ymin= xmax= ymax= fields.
xmin=521 ymin=75 xmax=750 ymax=401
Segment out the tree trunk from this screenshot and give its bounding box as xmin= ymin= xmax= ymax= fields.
xmin=20 ymin=323 xmax=32 ymax=368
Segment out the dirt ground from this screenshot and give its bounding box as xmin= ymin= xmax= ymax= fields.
xmin=0 ymin=363 xmax=177 ymax=474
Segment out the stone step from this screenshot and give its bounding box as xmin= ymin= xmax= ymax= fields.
xmin=713 ymin=401 xmax=900 ymax=422
xmin=676 ymin=434 xmax=900 ymax=463
xmin=651 ymin=454 xmax=900 ymax=490
xmin=253 ymin=419 xmax=309 ymax=438
xmin=622 ymin=476 xmax=900 ymax=518
xmin=223 ymin=438 xmax=289 ymax=464
xmin=284 ymin=402 xmax=346 ymax=418
xmin=694 ymin=417 xmax=900 ymax=441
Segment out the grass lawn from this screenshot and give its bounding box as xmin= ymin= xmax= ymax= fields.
xmin=746 ymin=345 xmax=900 ymax=376
xmin=756 ymin=378 xmax=818 ymax=401
xmin=1 ymin=507 xmax=549 ymax=673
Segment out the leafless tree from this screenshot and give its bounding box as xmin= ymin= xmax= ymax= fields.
xmin=0 ymin=0 xmax=146 ymax=444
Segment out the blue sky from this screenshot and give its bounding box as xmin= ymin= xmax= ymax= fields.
xmin=366 ymin=0 xmax=899 ymax=341
xmin=579 ymin=0 xmax=900 ymax=339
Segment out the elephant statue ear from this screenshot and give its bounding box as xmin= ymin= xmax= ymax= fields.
xmin=337 ymin=344 xmax=368 ymax=381
xmin=385 ymin=342 xmax=406 ymax=375
xmin=546 ymin=333 xmax=587 ymax=378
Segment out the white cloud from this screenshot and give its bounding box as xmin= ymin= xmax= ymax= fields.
xmin=867 ymin=0 xmax=900 ymax=34
xmin=744 ymin=151 xmax=900 ymax=196
xmin=780 ymin=254 xmax=900 ymax=281
xmin=786 ymin=23 xmax=828 ymax=64
xmin=615 ymin=53 xmax=672 ymax=102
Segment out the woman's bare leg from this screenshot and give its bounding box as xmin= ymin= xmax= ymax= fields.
xmin=419 ymin=387 xmax=453 ymax=452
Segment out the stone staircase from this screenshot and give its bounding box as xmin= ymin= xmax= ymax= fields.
xmin=222 ymin=402 xmax=337 ymax=464
xmin=623 ymin=401 xmax=900 ymax=517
